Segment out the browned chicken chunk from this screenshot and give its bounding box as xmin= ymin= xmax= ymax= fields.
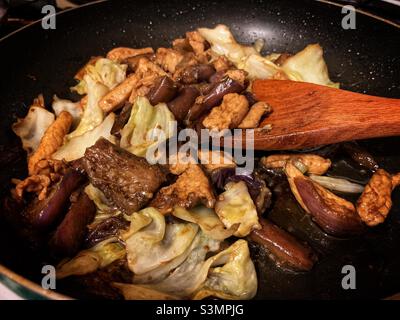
xmin=356 ymin=169 xmax=398 ymax=227
xmin=202 ymin=93 xmax=249 ymax=130
xmin=151 ymin=165 xmax=215 ymax=214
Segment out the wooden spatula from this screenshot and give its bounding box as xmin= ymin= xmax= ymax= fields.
xmin=246 ymin=80 xmax=400 ymax=150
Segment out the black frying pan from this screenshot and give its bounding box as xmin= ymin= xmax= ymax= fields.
xmin=0 ymin=0 xmax=399 ymax=299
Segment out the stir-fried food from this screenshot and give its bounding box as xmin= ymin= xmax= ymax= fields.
xmin=5 ymin=24 xmax=400 ymax=300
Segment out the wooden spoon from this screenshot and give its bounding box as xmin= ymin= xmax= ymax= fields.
xmin=245 ymin=80 xmax=400 ymax=150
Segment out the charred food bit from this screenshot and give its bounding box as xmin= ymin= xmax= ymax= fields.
xmin=342 ymin=141 xmax=379 ymax=171
xmin=82 ymin=138 xmax=167 ymax=214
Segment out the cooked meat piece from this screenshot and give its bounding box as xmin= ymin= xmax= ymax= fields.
xmin=168 ymin=152 xmax=197 ymax=175
xmin=106 ymin=47 xmax=154 ymax=62
xmin=172 ymin=38 xmax=192 ymax=52
xmin=122 ymin=53 xmax=156 ymax=73
xmin=186 ymin=31 xmax=208 ymax=55
xmin=128 ymin=58 xmax=167 ymax=103
xmin=202 ymin=93 xmax=249 ymax=130
xmin=28 ymin=111 xmax=73 ymax=175
xmin=238 ymin=101 xmax=271 ymax=129
xmin=187 ymin=77 xmax=245 ymax=121
xmin=212 ymin=55 xmax=232 ymax=72
xmin=86 ymin=215 xmax=130 ymax=248
xmin=13 ymin=175 xmax=51 ymax=201
xmin=82 ymin=138 xmax=167 ymax=214
xmin=111 ymin=102 xmax=133 ymax=136
xmin=99 ymin=74 xmax=137 ymax=113
xmin=198 ymin=149 xmax=236 ymax=173
xmin=261 ymin=154 xmax=331 ymax=175
xmin=393 ymin=173 xmax=400 ymax=188
xmin=50 ymin=190 xmax=96 ymax=256
xmin=225 ymin=69 xmax=248 ymax=87
xmin=356 ymin=169 xmax=398 ymax=226
xmin=155 ymin=48 xmax=184 ymax=74
xmin=150 ymin=165 xmax=215 ymax=214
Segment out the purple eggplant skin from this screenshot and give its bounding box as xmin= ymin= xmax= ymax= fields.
xmin=85 ymin=215 xmax=130 ymax=248
xmin=23 ymin=170 xmax=85 ymax=230
xmin=249 ymin=218 xmax=317 ymax=272
xmin=50 ymin=191 xmax=96 ymax=256
xmin=342 ymin=141 xmax=379 ymax=172
xmin=167 ymin=86 xmax=200 ymax=122
xmin=294 ymin=177 xmax=365 ymax=237
xmin=147 ymin=76 xmax=178 ymax=105
xmin=111 ymin=102 xmax=133 ymax=136
xmin=187 ymin=77 xmax=245 ymax=121
xmin=178 ymin=64 xmax=216 ymax=84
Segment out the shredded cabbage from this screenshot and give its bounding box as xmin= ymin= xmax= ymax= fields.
xmin=71 ymin=58 xmax=127 ymax=94
xmin=52 ymin=112 xmax=116 ymax=161
xmin=215 ymin=181 xmax=261 ymax=237
xmin=12 ymin=106 xmax=55 ymax=154
xmin=120 ymin=96 xmax=175 ymax=157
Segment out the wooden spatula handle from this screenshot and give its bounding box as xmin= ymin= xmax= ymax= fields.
xmin=252 ymin=80 xmax=400 ymax=150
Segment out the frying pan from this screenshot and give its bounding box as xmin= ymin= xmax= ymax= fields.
xmin=0 ymin=0 xmax=399 ymax=300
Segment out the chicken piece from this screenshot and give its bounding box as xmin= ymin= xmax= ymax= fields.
xmin=393 ymin=173 xmax=400 ymax=189
xmin=198 ymin=150 xmax=236 ymax=173
xmin=261 ymin=154 xmax=331 ymax=175
xmin=238 ymin=101 xmax=271 ymax=129
xmin=128 ymin=58 xmax=167 ymax=103
xmin=99 ymin=74 xmax=138 ymax=113
xmin=202 ymin=93 xmax=249 ymax=130
xmin=13 ymin=159 xmax=68 ymax=201
xmin=150 ymin=165 xmax=215 ymax=214
xmin=106 ymin=47 xmax=154 ymax=62
xmin=13 ymin=175 xmax=51 ymax=201
xmin=225 ymin=69 xmax=248 ymax=87
xmin=155 ymin=48 xmax=184 ymax=74
xmin=168 ymin=152 xmax=197 ymax=175
xmin=212 ymin=56 xmax=232 ymax=72
xmin=356 ymin=169 xmax=398 ymax=227
xmin=28 ymin=111 xmax=73 ymax=175
xmin=186 ymin=31 xmax=207 ymax=55
xmin=83 ymin=138 xmax=167 ymax=214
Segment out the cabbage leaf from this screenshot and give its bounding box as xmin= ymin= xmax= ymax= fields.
xmin=124 ymin=208 xmax=198 ymax=275
xmin=52 ymin=112 xmax=116 ymax=161
xmin=120 ymin=96 xmax=175 ymax=157
xmin=12 ymin=106 xmax=55 ymax=155
xmin=215 ymin=181 xmax=261 ymax=237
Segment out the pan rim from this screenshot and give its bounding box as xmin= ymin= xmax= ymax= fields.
xmin=0 ymin=0 xmax=398 ymax=300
